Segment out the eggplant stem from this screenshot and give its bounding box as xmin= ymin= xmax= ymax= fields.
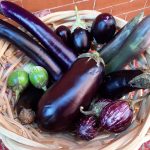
xmin=89 ymin=98 xmax=97 ymax=108
xmin=80 ymin=106 xmax=95 ymax=116
xmin=15 ymin=90 xmax=20 ymax=100
xmin=71 ymin=6 xmax=87 ymax=32
xmin=75 ymin=6 xmax=80 ymax=23
xmin=42 ymin=86 xmax=47 ymax=92
xmin=78 ymin=52 xmax=105 ymax=66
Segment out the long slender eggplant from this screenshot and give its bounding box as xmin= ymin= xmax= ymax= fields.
xmin=106 ymin=16 xmax=150 ymax=73
xmin=99 ymin=70 xmax=143 ymax=99
xmin=99 ymin=12 xmax=143 ymax=63
xmin=0 ymin=1 xmax=77 ymax=70
xmin=37 ymin=52 xmax=105 ymax=131
xmin=0 ymin=19 xmax=62 ymax=81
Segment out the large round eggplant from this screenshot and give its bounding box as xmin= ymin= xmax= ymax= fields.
xmin=91 ymin=13 xmax=116 ymax=44
xmin=37 ymin=52 xmax=105 ymax=131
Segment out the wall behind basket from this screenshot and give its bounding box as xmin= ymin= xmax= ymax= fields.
xmin=0 ymin=0 xmax=149 ymax=26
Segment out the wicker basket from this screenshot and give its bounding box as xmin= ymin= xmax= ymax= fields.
xmin=0 ymin=10 xmax=150 ymax=150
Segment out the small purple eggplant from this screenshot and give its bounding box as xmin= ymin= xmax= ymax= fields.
xmin=100 ymin=100 xmax=133 ymax=133
xmin=72 ymin=27 xmax=91 ymax=54
xmin=55 ymin=25 xmax=72 ymax=47
xmin=76 ymin=116 xmax=98 ymax=140
xmin=0 ymin=1 xmax=77 ymax=71
xmin=71 ymin=6 xmax=91 ymax=54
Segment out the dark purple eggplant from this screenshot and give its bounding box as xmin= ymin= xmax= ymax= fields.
xmin=76 ymin=115 xmax=98 ymax=140
xmin=0 ymin=19 xmax=62 ymax=81
xmin=99 ymin=70 xmax=143 ymax=100
xmin=71 ymin=6 xmax=91 ymax=54
xmin=72 ymin=27 xmax=91 ymax=54
xmin=91 ymin=13 xmax=116 ymax=44
xmin=16 ymin=84 xmax=44 ymax=124
xmin=0 ymin=1 xmax=77 ymax=70
xmin=100 ymin=100 xmax=133 ymax=133
xmin=55 ymin=25 xmax=71 ymax=47
xmin=37 ymin=52 xmax=105 ymax=131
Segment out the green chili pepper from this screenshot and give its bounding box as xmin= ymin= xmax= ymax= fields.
xmin=29 ymin=66 xmax=48 ymax=91
xmin=7 ymin=69 xmax=29 ymax=100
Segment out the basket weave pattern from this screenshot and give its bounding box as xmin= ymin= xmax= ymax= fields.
xmin=0 ymin=10 xmax=150 ymax=150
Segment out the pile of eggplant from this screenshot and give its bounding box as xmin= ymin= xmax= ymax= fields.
xmin=1 ymin=1 xmax=150 ymax=141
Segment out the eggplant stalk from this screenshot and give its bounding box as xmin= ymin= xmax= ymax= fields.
xmin=71 ymin=6 xmax=87 ymax=32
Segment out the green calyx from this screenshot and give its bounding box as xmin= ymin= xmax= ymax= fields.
xmin=80 ymin=101 xmax=108 ymax=118
xmin=78 ymin=51 xmax=105 ymax=67
xmin=71 ymin=6 xmax=87 ymax=32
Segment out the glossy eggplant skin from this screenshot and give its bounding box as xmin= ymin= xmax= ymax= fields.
xmin=16 ymin=84 xmax=44 ymax=115
xmin=72 ymin=27 xmax=91 ymax=54
xmin=91 ymin=13 xmax=116 ymax=44
xmin=38 ymin=55 xmax=105 ymax=131
xmin=0 ymin=19 xmax=62 ymax=81
xmin=99 ymin=70 xmax=143 ymax=100
xmin=0 ymin=1 xmax=77 ymax=71
xmin=55 ymin=25 xmax=71 ymax=47
xmin=100 ymin=100 xmax=133 ymax=133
